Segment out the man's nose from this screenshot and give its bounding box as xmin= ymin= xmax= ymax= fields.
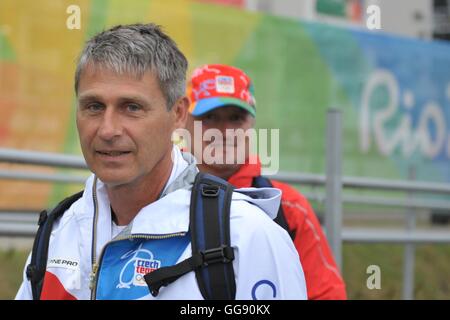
xmin=215 ymin=121 xmax=234 ymax=135
xmin=97 ymin=108 xmax=123 ymax=141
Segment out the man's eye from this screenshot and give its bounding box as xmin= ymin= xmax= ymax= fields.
xmin=87 ymin=103 xmax=104 ymax=112
xmin=205 ymin=114 xmax=217 ymax=121
xmin=126 ymin=104 xmax=142 ymax=112
xmin=230 ymin=114 xmax=243 ymax=122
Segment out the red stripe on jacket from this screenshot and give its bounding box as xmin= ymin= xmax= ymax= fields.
xmin=40 ymin=272 xmax=77 ymax=300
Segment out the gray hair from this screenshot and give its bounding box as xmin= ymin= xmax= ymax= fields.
xmin=74 ymin=23 xmax=188 ymax=109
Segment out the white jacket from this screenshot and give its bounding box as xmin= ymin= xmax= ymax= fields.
xmin=16 ymin=147 xmax=307 ymax=300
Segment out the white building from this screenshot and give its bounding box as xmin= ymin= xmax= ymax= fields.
xmin=243 ymin=0 xmax=436 ymax=40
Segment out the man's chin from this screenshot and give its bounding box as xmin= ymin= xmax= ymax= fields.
xmin=94 ymin=170 xmax=132 ymax=187
xmin=202 ymin=162 xmax=241 ymax=176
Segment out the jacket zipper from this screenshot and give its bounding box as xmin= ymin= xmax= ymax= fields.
xmin=90 ymin=232 xmax=187 ymax=300
xmin=89 ymin=177 xmax=99 ymax=299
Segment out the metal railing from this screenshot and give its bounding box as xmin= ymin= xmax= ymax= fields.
xmin=1 ymin=110 xmax=450 ymax=299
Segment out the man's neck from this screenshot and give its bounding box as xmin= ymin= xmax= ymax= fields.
xmin=106 ymin=148 xmax=174 ymax=226
xmin=197 ymin=163 xmax=239 ymax=181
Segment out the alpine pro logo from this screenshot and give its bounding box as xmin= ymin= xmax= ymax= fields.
xmin=116 ymin=243 xmax=161 ymax=289
xmin=47 ymin=258 xmax=79 ymax=271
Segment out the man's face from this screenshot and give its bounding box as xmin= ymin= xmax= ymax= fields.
xmin=76 ymin=65 xmax=187 ymax=187
xmin=186 ymin=106 xmax=255 ymax=176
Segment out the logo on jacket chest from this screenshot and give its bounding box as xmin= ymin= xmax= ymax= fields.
xmin=117 ymin=244 xmax=161 ymax=288
xmin=95 ymin=235 xmax=190 ymax=299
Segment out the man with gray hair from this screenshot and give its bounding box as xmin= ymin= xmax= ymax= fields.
xmin=15 ymin=23 xmax=307 ymax=300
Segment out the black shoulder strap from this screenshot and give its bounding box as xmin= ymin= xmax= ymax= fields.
xmin=252 ymin=176 xmax=295 ymax=241
xmin=190 ymin=173 xmax=236 ymax=299
xmin=144 ymin=172 xmax=236 ymax=299
xmin=26 ymin=191 xmax=84 ymax=300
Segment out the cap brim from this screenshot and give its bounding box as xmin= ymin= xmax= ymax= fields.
xmin=190 ymin=97 xmax=255 ymax=117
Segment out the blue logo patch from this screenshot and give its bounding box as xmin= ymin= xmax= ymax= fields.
xmin=116 ymin=244 xmax=161 ymax=288
xmin=95 ymin=235 xmax=190 ymax=300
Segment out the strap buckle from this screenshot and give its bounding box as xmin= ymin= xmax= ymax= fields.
xmin=201 ymin=185 xmax=220 ymax=197
xmin=201 ymin=246 xmax=234 ymax=266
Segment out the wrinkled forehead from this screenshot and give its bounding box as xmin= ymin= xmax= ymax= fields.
xmin=78 ymin=63 xmax=162 ymax=93
xmin=76 ymin=61 xmax=160 ymax=93
xmin=76 ymin=64 xmax=165 ymax=107
xmin=80 ymin=61 xmax=150 ymax=82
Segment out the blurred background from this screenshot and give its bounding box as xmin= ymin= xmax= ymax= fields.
xmin=1 ymin=0 xmax=450 ymax=299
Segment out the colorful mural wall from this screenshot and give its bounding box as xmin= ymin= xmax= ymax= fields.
xmin=1 ymin=0 xmax=450 ymax=209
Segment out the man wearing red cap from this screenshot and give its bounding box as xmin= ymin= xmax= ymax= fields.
xmin=185 ymin=64 xmax=347 ymax=300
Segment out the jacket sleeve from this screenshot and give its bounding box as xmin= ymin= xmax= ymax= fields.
xmin=15 ymin=252 xmax=33 ymax=300
xmin=273 ymin=181 xmax=347 ymax=300
xmin=230 ymin=201 xmax=308 ymax=300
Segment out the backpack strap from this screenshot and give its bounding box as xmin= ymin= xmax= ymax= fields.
xmin=190 ymin=173 xmax=236 ymax=299
xmin=26 ymin=191 xmax=84 ymax=300
xmin=144 ymin=172 xmax=236 ymax=299
xmin=252 ymin=176 xmax=296 ymax=241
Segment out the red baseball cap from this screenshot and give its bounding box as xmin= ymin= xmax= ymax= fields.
xmin=187 ymin=64 xmax=256 ymax=117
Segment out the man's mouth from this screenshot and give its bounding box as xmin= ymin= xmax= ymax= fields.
xmin=96 ymin=150 xmax=131 ymax=156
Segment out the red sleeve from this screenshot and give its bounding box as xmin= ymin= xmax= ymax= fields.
xmin=272 ymin=181 xmax=347 ymax=300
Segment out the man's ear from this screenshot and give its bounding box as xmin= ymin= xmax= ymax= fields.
xmin=172 ymin=96 xmax=190 ymax=129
